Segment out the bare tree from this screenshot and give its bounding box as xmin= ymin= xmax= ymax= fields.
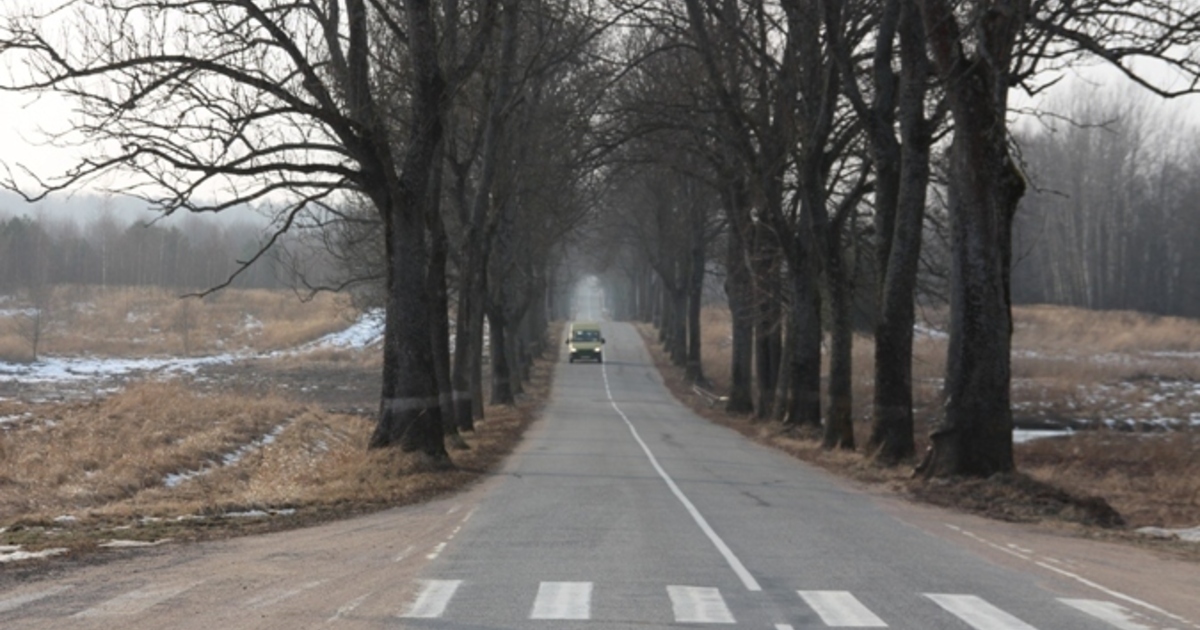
xmin=0 ymin=0 xmax=499 ymax=461
xmin=827 ymin=0 xmax=941 ymax=462
xmin=915 ymin=0 xmax=1200 ymax=477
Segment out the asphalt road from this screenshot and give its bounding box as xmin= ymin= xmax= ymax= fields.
xmin=1 ymin=320 xmax=1197 ymax=630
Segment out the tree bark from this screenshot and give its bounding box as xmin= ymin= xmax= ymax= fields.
xmin=724 ymin=213 xmax=755 ymax=414
xmin=822 ymin=219 xmax=855 ymax=450
xmin=784 ymin=240 xmax=822 ymax=428
xmin=869 ymin=0 xmax=931 ymax=463
xmin=488 ymin=308 xmax=514 ymax=405
xmin=684 ymin=233 xmax=707 ymax=384
xmin=752 ymin=224 xmax=782 ymax=421
xmin=427 ymin=144 xmax=465 ymax=449
xmin=916 ymin=0 xmax=1027 ymax=478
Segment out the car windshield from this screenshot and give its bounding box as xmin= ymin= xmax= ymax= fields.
xmin=572 ymin=329 xmax=601 ymax=342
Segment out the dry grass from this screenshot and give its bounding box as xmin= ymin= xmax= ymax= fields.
xmin=0 ymin=326 xmax=558 ymax=553
xmin=0 ymin=286 xmax=353 ymax=361
xmin=655 ymin=304 xmax=1200 ymax=544
xmin=0 ymin=381 xmax=302 ymax=521
xmin=1014 ymin=304 xmax=1200 ymax=354
xmin=1018 ymin=431 xmax=1200 ymax=528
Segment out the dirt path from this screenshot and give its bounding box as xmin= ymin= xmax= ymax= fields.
xmin=0 ymin=482 xmax=494 ymax=629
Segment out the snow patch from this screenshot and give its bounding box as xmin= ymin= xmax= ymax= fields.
xmin=222 ymin=508 xmax=296 ymax=519
xmin=914 ymin=324 xmax=948 ymax=340
xmin=0 ymin=413 xmax=31 ymax=426
xmin=299 ymin=310 xmax=384 ymax=351
xmin=0 ymin=353 xmax=245 ymax=384
xmin=0 ymin=547 xmax=69 ymax=563
xmin=1013 ymin=428 xmax=1074 ymax=444
xmin=100 ymin=539 xmax=171 ymax=548
xmin=163 ymin=423 xmax=288 ymax=488
xmin=1136 ymin=526 xmax=1200 ymax=543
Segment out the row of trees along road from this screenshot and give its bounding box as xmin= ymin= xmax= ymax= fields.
xmin=2 ymin=1 xmax=1198 ymax=477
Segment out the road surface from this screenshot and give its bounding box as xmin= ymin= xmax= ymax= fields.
xmin=1 ymin=321 xmax=1197 ymax=629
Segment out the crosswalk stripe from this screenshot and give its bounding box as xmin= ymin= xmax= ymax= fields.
xmin=400 ymin=579 xmax=462 ymax=619
xmin=73 ymin=582 xmax=200 ymax=617
xmin=667 ymin=585 xmax=736 ymax=624
xmin=798 ymin=590 xmax=888 ymax=627
xmin=1059 ymin=599 xmax=1153 ymax=630
xmin=245 ymin=579 xmax=327 ymax=610
xmin=530 ymin=581 xmax=592 ymax=620
xmin=925 ymin=594 xmax=1038 ymax=630
xmin=0 ymin=585 xmax=73 ymax=614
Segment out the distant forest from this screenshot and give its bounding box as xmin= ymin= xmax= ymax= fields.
xmin=1011 ymin=90 xmax=1200 ymax=319
xmin=0 ymin=208 xmax=293 ymax=293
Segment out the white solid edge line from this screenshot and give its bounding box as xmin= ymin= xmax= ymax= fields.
xmin=603 ymin=362 xmax=762 ymax=592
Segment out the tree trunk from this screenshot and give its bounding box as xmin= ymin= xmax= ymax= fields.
xmin=488 ymin=308 xmax=515 ymax=405
xmin=724 ymin=195 xmax=755 ymax=414
xmin=427 ymin=172 xmax=465 ymax=449
xmin=451 ymin=273 xmax=479 ymax=431
xmin=368 ymin=0 xmax=448 ymax=462
xmin=685 ymin=240 xmax=706 ymax=384
xmin=916 ymin=0 xmax=1026 ymax=477
xmin=822 ymin=228 xmax=855 ymax=450
xmin=753 ymin=225 xmax=782 ymax=420
xmin=471 ymin=303 xmax=486 ymax=418
xmin=775 ymin=299 xmax=795 ymax=422
xmin=370 ymin=207 xmax=447 ymax=461
xmin=869 ymin=1 xmax=931 ymax=463
xmin=669 ymin=287 xmax=688 ymax=367
xmin=784 ymin=241 xmax=822 ymax=428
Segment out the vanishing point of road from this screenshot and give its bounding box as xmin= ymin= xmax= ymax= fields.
xmin=2 ymin=322 xmax=1198 ymax=629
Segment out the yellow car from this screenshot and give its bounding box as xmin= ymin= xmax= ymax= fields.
xmin=566 ymin=322 xmax=605 ymax=363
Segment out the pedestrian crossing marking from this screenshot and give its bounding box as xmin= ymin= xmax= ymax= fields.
xmin=925 ymin=594 xmax=1038 ymax=630
xmin=1059 ymin=599 xmax=1153 ymax=630
xmin=530 ymin=581 xmax=592 ymax=620
xmin=2 ymin=575 xmax=1171 ymax=629
xmin=798 ymin=590 xmax=888 ymax=627
xmin=400 ymin=579 xmax=462 ymax=619
xmin=245 ymin=579 xmax=326 ymax=610
xmin=73 ymin=581 xmax=200 ymax=617
xmin=0 ymin=585 xmax=73 ymax=614
xmin=667 ymin=585 xmax=736 ymax=624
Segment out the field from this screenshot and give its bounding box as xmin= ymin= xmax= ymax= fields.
xmin=651 ymin=304 xmax=1200 ymax=550
xmin=0 ymin=287 xmax=553 ymax=564
xmin=0 ymin=286 xmax=354 ymax=361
